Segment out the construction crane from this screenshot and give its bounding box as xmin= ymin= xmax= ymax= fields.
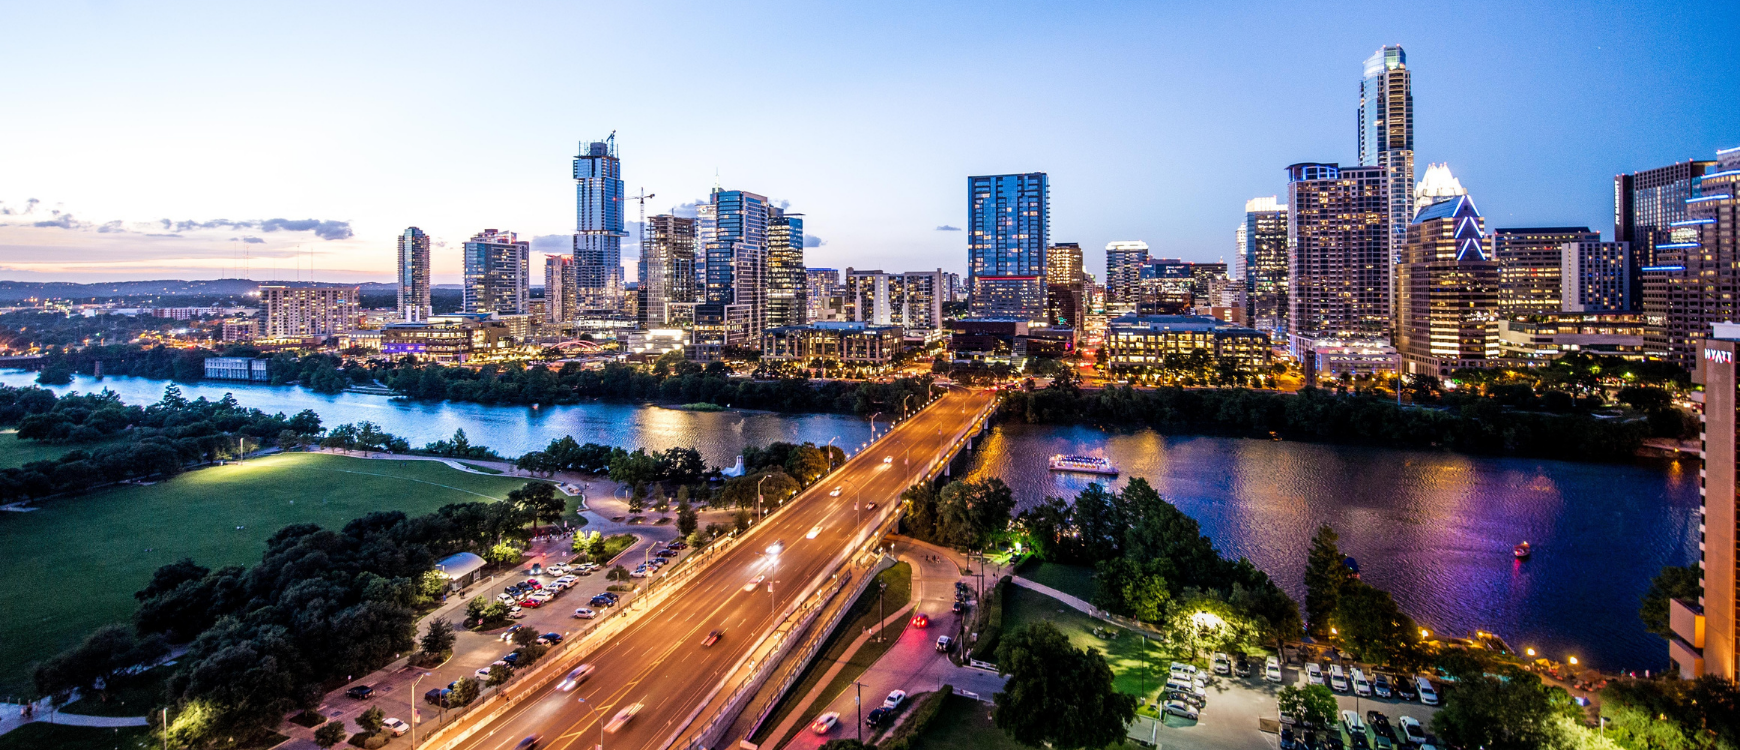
xmin=629 ymin=187 xmax=656 ymax=310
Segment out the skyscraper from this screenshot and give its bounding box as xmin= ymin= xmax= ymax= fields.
xmin=1660 ymin=147 xmax=1740 ymax=368
xmin=968 ymin=172 xmax=1048 ymax=320
xmin=462 ymin=229 xmax=530 ymax=315
xmin=1359 ymin=45 xmax=1415 ymax=272
xmin=1396 ymin=186 xmax=1498 ymax=376
xmin=1046 ymin=242 xmax=1083 ymax=286
xmin=261 ymin=285 xmax=360 ymax=339
xmin=805 ymin=268 xmax=841 ymax=321
xmin=1286 ymin=163 xmax=1391 ymax=341
xmin=1105 ymin=241 xmax=1149 ymax=305
xmin=573 ymin=135 xmax=627 ymax=311
xmin=396 ymin=226 xmax=431 ymax=322
xmin=1238 ymin=198 xmax=1288 ymax=335
xmin=1618 ymin=156 xmax=1719 ymax=312
xmin=765 ymin=211 xmax=807 ymax=328
xmin=1561 ymin=240 xmax=1631 ymax=312
xmin=544 ymin=255 xmax=575 ymax=324
xmin=639 ymin=214 xmax=697 ymax=328
xmin=700 ymin=189 xmax=771 ymax=341
xmin=1492 ymin=227 xmax=1599 ymax=317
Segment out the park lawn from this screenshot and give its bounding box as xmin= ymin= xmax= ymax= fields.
xmin=1001 ymin=586 xmax=1174 ymax=703
xmin=0 ymin=431 xmax=125 ymax=470
xmin=0 ymin=723 xmax=153 ymax=750
xmin=0 ymin=452 xmax=539 ymax=696
xmin=59 ymin=667 xmax=169 ymax=717
xmin=458 ymin=461 xmax=503 ymax=474
xmin=1020 ymin=562 xmax=1097 ymax=602
xmin=910 ymin=694 xmax=1142 ymax=750
xmin=751 ymin=562 xmax=913 ymax=745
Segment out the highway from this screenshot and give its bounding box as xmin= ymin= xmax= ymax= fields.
xmin=451 ymin=386 xmax=996 ymax=750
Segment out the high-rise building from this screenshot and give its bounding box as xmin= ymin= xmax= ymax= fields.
xmin=1618 ymin=158 xmax=1719 ymax=272
xmin=968 ymin=172 xmax=1048 ymax=319
xmin=396 ymin=227 xmax=431 ymax=322
xmin=1659 ymin=147 xmax=1740 ymax=368
xmin=1686 ymin=323 xmax=1740 ymax=679
xmin=896 ymin=270 xmax=946 ymax=332
xmin=695 ymin=203 xmax=717 ymax=300
xmin=765 ymin=211 xmax=806 ymax=328
xmin=462 ymin=229 xmax=530 ymax=315
xmin=261 ymin=285 xmax=360 ymax=339
xmin=573 ymin=136 xmax=627 ymax=311
xmin=639 ymin=214 xmax=697 ymax=328
xmin=1561 ymin=240 xmax=1632 ymax=313
xmin=1286 ymin=163 xmax=1391 ymax=342
xmin=845 ymin=269 xmax=893 ymax=325
xmin=544 ymin=255 xmax=575 ymax=324
xmin=1396 ymin=189 xmax=1498 ymax=376
xmin=704 ymin=189 xmax=771 ymax=334
xmin=1238 ymin=197 xmax=1289 ymax=335
xmin=805 ymin=268 xmax=841 ymax=321
xmin=1105 ymin=241 xmax=1149 ymax=305
xmin=1492 ymin=227 xmax=1599 ymax=317
xmin=1359 ymin=45 xmax=1415 ymax=273
xmin=1046 ymin=242 xmax=1083 ymax=286
xmin=1045 ymin=242 xmax=1086 ymax=335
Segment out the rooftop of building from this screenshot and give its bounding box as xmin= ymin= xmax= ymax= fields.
xmin=1109 ymin=314 xmax=1262 ymax=334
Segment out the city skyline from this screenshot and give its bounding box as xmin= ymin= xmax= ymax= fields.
xmin=0 ymin=2 xmax=1733 ymax=284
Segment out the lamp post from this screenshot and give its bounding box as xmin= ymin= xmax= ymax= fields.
xmin=854 ymin=681 xmax=866 ymax=743
xmin=756 ymin=474 xmax=770 ymax=522
xmin=902 ymin=394 xmax=913 ymax=419
xmin=576 ymin=697 xmax=604 ymax=750
xmin=869 ymin=412 xmax=882 ymax=440
xmin=410 ymin=671 xmax=431 ymax=749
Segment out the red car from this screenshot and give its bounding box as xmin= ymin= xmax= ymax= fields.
xmin=910 ymin=613 xmax=929 ymax=628
xmin=519 ymin=598 xmax=543 ymax=608
xmin=703 ymin=629 xmax=723 ymax=647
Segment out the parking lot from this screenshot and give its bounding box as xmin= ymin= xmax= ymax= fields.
xmin=1146 ymin=660 xmax=1441 ymax=750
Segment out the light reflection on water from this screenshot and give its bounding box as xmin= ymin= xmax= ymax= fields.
xmin=965 ymin=422 xmax=1699 ymax=672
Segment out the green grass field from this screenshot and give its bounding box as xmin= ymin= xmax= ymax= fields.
xmin=909 ymin=694 xmax=1142 ymax=750
xmin=1001 ymin=586 xmax=1175 ymax=702
xmin=0 ymin=723 xmax=153 ymax=750
xmin=0 ymin=431 xmax=124 ymax=470
xmin=1020 ymin=562 xmax=1097 ymax=602
xmin=0 ymin=452 xmax=540 ymax=697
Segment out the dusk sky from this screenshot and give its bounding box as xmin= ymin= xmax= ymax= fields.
xmin=2 ymin=1 xmax=1734 ymax=284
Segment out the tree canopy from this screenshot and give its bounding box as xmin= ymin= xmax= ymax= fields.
xmin=993 ymin=622 xmax=1137 ymax=750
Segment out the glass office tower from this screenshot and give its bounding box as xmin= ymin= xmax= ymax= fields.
xmin=573 ymin=135 xmax=627 ymax=311
xmin=967 ymin=172 xmax=1049 ymax=320
xmin=396 ymin=226 xmax=431 ymax=322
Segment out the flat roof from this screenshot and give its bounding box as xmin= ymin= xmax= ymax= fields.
xmin=436 ymin=552 xmax=487 ymax=580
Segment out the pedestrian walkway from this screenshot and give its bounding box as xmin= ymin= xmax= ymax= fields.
xmin=1008 ymin=576 xmax=1096 ymax=615
xmin=0 ymin=698 xmax=150 ymax=738
xmin=760 ymin=603 xmax=917 ymax=747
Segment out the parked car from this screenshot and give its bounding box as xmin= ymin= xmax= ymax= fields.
xmin=864 ymin=707 xmax=890 ymax=727
xmin=1416 ymin=676 xmax=1439 ymax=705
xmin=1169 ymin=662 xmax=1199 ymax=679
xmin=519 ymin=598 xmax=544 ymax=608
xmin=1306 ymin=662 xmax=1324 ymax=685
xmin=508 ymin=606 xmax=525 ymax=619
xmin=936 ymin=635 xmax=954 ymax=652
xmin=667 ymin=542 xmax=687 ymax=550
xmin=345 ymin=685 xmax=374 ymax=700
xmin=811 ymin=712 xmax=840 ymax=734
xmin=574 ymin=607 xmax=596 ymax=619
xmin=883 ymin=690 xmax=907 ymax=709
xmin=630 ymin=567 xmax=648 ymax=578
xmin=1352 ymin=667 xmax=1372 ymax=696
xmin=1398 ymin=716 xmax=1427 ymax=744
xmin=1162 ymin=700 xmax=1199 ymax=720
xmin=382 ymin=718 xmax=409 ymax=736
xmin=503 ymin=652 xmax=521 ymax=665
xmin=1212 ymin=652 xmax=1231 ymax=675
xmin=1341 ymin=710 xmax=1365 ymax=734
xmin=1367 ymin=711 xmax=1394 ymax=740
xmin=1165 ymin=688 xmax=1204 ymax=708
xmin=424 ymin=687 xmax=451 ymax=706
xmin=657 ymin=549 xmax=678 ymax=558
xmin=1265 ymin=655 xmax=1283 ymax=682
xmin=1234 ymin=654 xmax=1252 ymax=677
xmin=1330 ymin=664 xmax=1350 ymax=692
xmin=1164 ymin=679 xmax=1206 ymax=702
xmin=1374 ymin=672 xmax=1393 ymax=699
xmin=590 ymin=595 xmax=615 ymax=608
xmin=1395 ymin=677 xmax=1418 ymax=702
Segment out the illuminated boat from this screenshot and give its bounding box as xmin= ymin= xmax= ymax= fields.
xmin=1047 ymin=454 xmax=1119 ymax=476
xmin=1514 ymin=541 xmax=1531 ymax=559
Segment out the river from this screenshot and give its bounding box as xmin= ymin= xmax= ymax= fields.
xmin=3 ymin=372 xmax=1697 ymax=671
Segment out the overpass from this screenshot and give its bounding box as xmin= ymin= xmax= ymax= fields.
xmin=425 ymin=386 xmax=1000 ymax=750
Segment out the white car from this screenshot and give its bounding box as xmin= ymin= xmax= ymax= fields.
xmin=1211 ymin=652 xmax=1230 ymax=675
xmin=766 ymin=540 xmax=785 ymax=555
xmin=558 ymin=664 xmax=594 ymax=691
xmin=883 ymin=689 xmax=907 ymax=709
xmin=1169 ymin=662 xmax=1198 ymax=678
xmin=806 ymin=525 xmax=821 ymax=539
xmin=1341 ymin=709 xmax=1365 ymax=734
xmin=604 ymin=703 xmax=643 ymax=733
xmin=1264 ymin=655 xmax=1282 ymax=682
xmin=1330 ymin=664 xmax=1349 ymax=692
xmin=1417 ymin=675 xmax=1440 ymax=705
xmin=1352 ymin=667 xmax=1372 ymax=696
xmin=1306 ymin=662 xmax=1324 ymax=685
xmin=556 ymin=575 xmax=577 ymax=586
xmin=744 ymin=574 xmax=766 ymax=592
xmin=382 ymin=718 xmax=410 ymax=736
xmin=811 ymin=712 xmax=840 ymax=734
xmin=829 ymin=487 xmax=843 ymax=497
xmin=1399 ymin=715 xmax=1427 ymax=743
xmin=883 ymin=456 xmax=893 ymax=464
xmin=546 ymin=565 xmax=567 ymax=576
xmin=1162 ymin=700 xmax=1199 ymax=720
xmin=573 ymin=607 xmax=596 ymax=619
xmin=630 ymin=568 xmax=648 ymax=578
xmin=474 ymin=666 xmax=494 ymax=679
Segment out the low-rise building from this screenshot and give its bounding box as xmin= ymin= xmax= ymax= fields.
xmin=204 ymin=356 xmax=271 ymax=382
xmin=761 ymin=321 xmax=905 ymax=363
xmin=624 ymin=329 xmax=688 ymax=361
xmin=1497 ymin=312 xmax=1651 ymax=360
xmin=1293 ymin=336 xmax=1400 ymax=378
xmin=1104 ymin=314 xmax=1271 ymax=374
xmin=220 ymin=317 xmax=258 ymax=342
xmin=380 ymin=314 xmax=511 ymax=362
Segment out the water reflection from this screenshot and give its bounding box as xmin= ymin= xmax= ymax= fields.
xmin=967 ymin=422 xmax=1698 ymax=672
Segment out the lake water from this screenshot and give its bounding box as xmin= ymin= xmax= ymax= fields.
xmin=3 ymin=371 xmax=1697 ymax=671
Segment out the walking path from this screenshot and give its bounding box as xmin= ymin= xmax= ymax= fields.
xmin=0 ymin=697 xmax=151 ymax=738
xmin=1007 ymin=576 xmax=1096 ymax=615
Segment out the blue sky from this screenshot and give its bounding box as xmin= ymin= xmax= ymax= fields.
xmin=1 ymin=0 xmax=1734 ymax=284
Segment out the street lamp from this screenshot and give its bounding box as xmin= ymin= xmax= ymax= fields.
xmin=576 ymin=697 xmax=605 ymax=750
xmin=410 ymin=672 xmax=432 ymax=748
xmin=902 ymin=394 xmax=913 ymax=419
xmin=756 ymin=474 xmax=770 ymax=522
xmin=869 ymin=412 xmax=882 ymax=440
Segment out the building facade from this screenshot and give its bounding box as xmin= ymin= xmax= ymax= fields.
xmin=1358 ymin=45 xmax=1415 ymax=272
xmin=1239 ymin=197 xmax=1289 ymax=336
xmin=1396 ymin=193 xmax=1499 ymax=376
xmin=761 ymin=321 xmax=905 ymax=363
xmin=462 ymin=229 xmax=529 ymax=315
xmin=1659 ymin=147 xmax=1740 ymax=368
xmin=1105 ymin=241 xmax=1149 ymax=305
xmin=1103 ymin=314 xmax=1272 ymax=377
xmin=1497 ymin=312 xmax=1649 ymax=360
xmin=1680 ymin=321 xmax=1740 ymax=679
xmin=805 ymin=268 xmax=841 ymax=322
xmin=1618 ymin=158 xmax=1718 ymax=281
xmin=261 ymin=285 xmax=360 ymax=339
xmin=968 ymin=172 xmax=1048 ymax=320
xmin=704 ymin=189 xmax=771 ymax=335
xmin=765 ymin=211 xmax=806 ymax=329
xmin=397 ymin=226 xmax=432 ymax=322
xmin=544 ymin=255 xmax=575 ymax=324
xmin=1287 ymin=163 xmax=1391 ymax=341
xmin=573 ymin=135 xmax=627 ymax=310
xmin=1492 ymin=227 xmax=1599 ymax=317
xmin=1561 ymin=240 xmax=1632 ymax=312
xmin=640 ymin=214 xmax=697 ymax=328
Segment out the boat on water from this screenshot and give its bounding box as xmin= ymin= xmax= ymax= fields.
xmin=1514 ymin=541 xmax=1531 ymax=559
xmin=1048 ymin=454 xmax=1119 ymax=475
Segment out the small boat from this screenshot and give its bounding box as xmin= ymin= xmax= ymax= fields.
xmin=1048 ymin=454 xmax=1119 ymax=475
xmin=1514 ymin=541 xmax=1531 ymax=559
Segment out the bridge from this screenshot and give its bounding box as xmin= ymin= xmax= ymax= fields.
xmin=425 ymin=386 xmax=1000 ymax=750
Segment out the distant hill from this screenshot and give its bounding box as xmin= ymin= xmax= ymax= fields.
xmin=0 ymin=279 xmax=400 ymax=301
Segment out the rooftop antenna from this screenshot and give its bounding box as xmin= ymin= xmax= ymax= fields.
xmin=713 ymin=169 xmax=721 ymax=194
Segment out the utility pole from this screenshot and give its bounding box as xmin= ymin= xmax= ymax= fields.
xmin=854 ymin=681 xmax=865 ymax=743
xmin=878 ymin=580 xmax=887 ymax=642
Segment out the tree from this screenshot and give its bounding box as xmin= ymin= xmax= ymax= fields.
xmin=1278 ymin=684 xmax=1338 ymax=727
xmin=993 ymin=622 xmax=1137 ymax=750
xmin=313 ymin=721 xmax=348 ymax=748
xmin=420 ymin=618 xmax=456 ymax=656
xmin=486 ymin=540 xmax=523 ymax=565
xmin=1304 ymin=524 xmax=1351 ymax=637
xmin=465 ymin=596 xmax=490 ymax=623
xmin=418 ymin=569 xmax=450 ymax=602
xmin=818 ymin=741 xmax=875 ymax=750
xmin=1433 ymin=663 xmax=1578 ymax=750
xmin=587 ymin=531 xmax=607 ymax=560
xmin=512 ymin=627 xmax=540 ymax=647
xmin=1642 ymin=565 xmax=1703 ymax=637
xmin=676 ymin=500 xmax=698 ymax=537
xmin=32 ymin=624 xmax=170 ymax=701
xmin=486 ymin=664 xmax=512 ymax=686
xmin=357 ymin=706 xmax=385 ymax=734
xmin=607 ymin=565 xmax=630 ymax=582
xmin=448 ymin=677 xmax=480 ymax=707
xmin=1334 ymin=581 xmax=1418 ymax=667
xmin=509 ymin=481 xmax=565 ymax=532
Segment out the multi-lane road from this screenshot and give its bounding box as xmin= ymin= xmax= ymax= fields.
xmin=452 ymin=386 xmax=995 ymax=750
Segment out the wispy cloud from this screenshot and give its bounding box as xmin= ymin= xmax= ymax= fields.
xmin=530 ymin=234 xmax=570 ymax=252
xmin=804 ymin=234 xmax=825 ymax=248
xmin=936 ymin=225 xmax=961 ymax=231
xmin=157 ymin=217 xmax=353 ymax=240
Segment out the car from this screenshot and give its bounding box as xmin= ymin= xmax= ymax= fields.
xmin=1234 ymin=654 xmax=1252 ymax=677
xmin=1330 ymin=664 xmax=1349 ymax=692
xmin=666 ymin=542 xmax=687 ymax=550
xmin=538 ymin=633 xmax=562 ymax=645
xmin=1395 ymin=677 xmax=1418 ymax=702
xmin=558 ymin=664 xmax=595 ymax=691
xmin=1306 ymin=662 xmax=1324 ymax=685
xmin=604 ymin=703 xmax=643 ymax=733
xmin=1169 ymin=662 xmax=1198 ymax=678
xmin=497 ymin=593 xmax=516 ymax=603
xmin=1164 ymin=688 xmax=1204 ymax=708
xmin=1164 ymin=678 xmax=1205 ymax=702
xmin=1212 ymin=652 xmax=1231 ymax=675
xmin=745 ymin=574 xmax=766 ymax=592
xmin=910 ymin=613 xmax=929 ymax=628
xmin=1398 ymin=716 xmax=1427 ymax=744
xmin=589 ymin=596 xmax=614 ymax=608
xmin=344 ymin=685 xmax=374 ymax=700
xmin=475 ymin=666 xmax=495 ymax=679
xmin=503 ymin=652 xmax=521 ymax=665
xmin=530 ymin=591 xmax=555 ymax=602
xmin=1374 ymin=672 xmax=1393 ymax=698
xmin=546 ymin=565 xmax=566 ymax=576
xmin=508 ymin=606 xmax=525 ymax=619
xmin=1352 ymin=667 xmax=1372 ymax=696
xmin=1416 ymin=676 xmax=1439 ymax=705
xmin=630 ymin=568 xmax=648 ymax=578
xmin=574 ymin=607 xmax=596 ymax=619
xmin=883 ymin=456 xmax=893 ymax=464
xmin=864 ymin=707 xmax=891 ymax=727
xmin=523 ymin=579 xmax=542 ymax=589
xmin=811 ymin=712 xmax=840 ymax=734
xmin=1367 ymin=710 xmax=1393 ymax=738
xmin=936 ymin=635 xmax=954 ymax=652
xmin=556 ymin=575 xmax=578 ymax=585
xmin=865 ymin=502 xmax=877 ymax=510
xmin=883 ymin=690 xmax=907 ymax=709
xmin=1162 ymin=700 xmax=1199 ymax=720
xmin=424 ymin=687 xmax=451 ymax=705
xmin=382 ymin=718 xmax=409 ymax=736
xmin=703 ymin=629 xmax=723 ymax=647
xmin=1265 ymin=655 xmax=1283 ymax=682
xmin=520 ymin=598 xmax=544 ymax=608
xmin=513 ymin=736 xmax=542 ymax=750
xmin=1341 ymin=709 xmax=1365 ymax=734
xmin=657 ymin=549 xmax=677 ymax=558
xmin=807 ymin=525 xmax=821 ymax=539
xmin=829 ymin=486 xmax=843 ymax=497
xmin=766 ymin=540 xmax=785 ymax=555
xmin=1350 ymin=734 xmax=1371 ymax=750
xmin=1323 ymin=731 xmax=1347 ymax=750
